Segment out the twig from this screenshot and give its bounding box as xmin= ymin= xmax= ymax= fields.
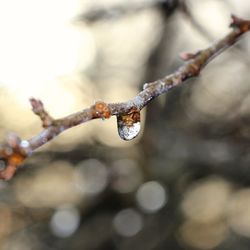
xmin=0 ymin=14 xmax=249 ymax=180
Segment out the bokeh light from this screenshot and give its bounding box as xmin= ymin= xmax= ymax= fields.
xmin=181 ymin=177 xmax=232 ymax=223
xmin=136 ymin=181 xmax=167 ymax=213
xmin=227 ymin=188 xmax=250 ymax=238
xmin=113 ymin=208 xmax=143 ymax=237
xmin=50 ymin=205 xmax=81 ymax=238
xmin=3 ymin=230 xmax=42 ymax=250
xmin=179 ymin=220 xmax=228 ymax=250
xmin=15 ymin=161 xmax=80 ymax=208
xmin=74 ymin=159 xmax=108 ymax=196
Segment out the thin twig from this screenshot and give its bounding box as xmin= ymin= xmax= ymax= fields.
xmin=0 ymin=14 xmax=249 ymax=180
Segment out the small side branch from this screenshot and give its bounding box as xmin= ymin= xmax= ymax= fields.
xmin=30 ymin=98 xmax=54 ymax=128
xmin=0 ymin=14 xmax=249 ymax=180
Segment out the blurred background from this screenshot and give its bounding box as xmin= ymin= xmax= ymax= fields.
xmin=0 ymin=0 xmax=250 ymax=249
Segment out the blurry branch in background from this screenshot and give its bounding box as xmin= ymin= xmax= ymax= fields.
xmin=179 ymin=1 xmax=214 ymax=41
xmin=77 ymin=0 xmax=180 ymax=23
xmin=0 ymin=14 xmax=249 ymax=181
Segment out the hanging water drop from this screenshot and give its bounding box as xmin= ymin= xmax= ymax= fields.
xmin=117 ymin=109 xmax=141 ymax=141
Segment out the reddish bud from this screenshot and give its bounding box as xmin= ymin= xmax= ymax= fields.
xmin=92 ymin=101 xmax=111 ymax=119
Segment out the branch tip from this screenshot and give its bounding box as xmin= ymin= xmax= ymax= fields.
xmin=230 ymin=14 xmax=250 ymax=32
xmin=30 ymin=97 xmax=44 ymax=111
xmin=30 ymin=97 xmax=53 ymax=128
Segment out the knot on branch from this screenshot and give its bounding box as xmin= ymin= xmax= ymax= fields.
xmin=30 ymin=98 xmax=54 ymax=128
xmin=91 ymin=101 xmax=111 ymax=120
xmin=0 ymin=134 xmax=31 ymax=180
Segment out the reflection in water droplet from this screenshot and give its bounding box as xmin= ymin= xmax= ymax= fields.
xmin=117 ymin=110 xmax=141 ymax=141
xmin=118 ymin=121 xmax=141 ymax=141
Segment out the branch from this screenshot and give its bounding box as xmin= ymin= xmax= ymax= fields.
xmin=76 ymin=0 xmax=179 ymax=23
xmin=0 ymin=14 xmax=249 ymax=180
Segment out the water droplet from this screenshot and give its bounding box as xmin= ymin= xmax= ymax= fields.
xmin=113 ymin=208 xmax=143 ymax=237
xmin=118 ymin=121 xmax=141 ymax=141
xmin=117 ymin=110 xmax=141 ymax=141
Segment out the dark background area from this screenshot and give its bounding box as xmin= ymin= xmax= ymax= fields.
xmin=1 ymin=0 xmax=250 ymax=249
